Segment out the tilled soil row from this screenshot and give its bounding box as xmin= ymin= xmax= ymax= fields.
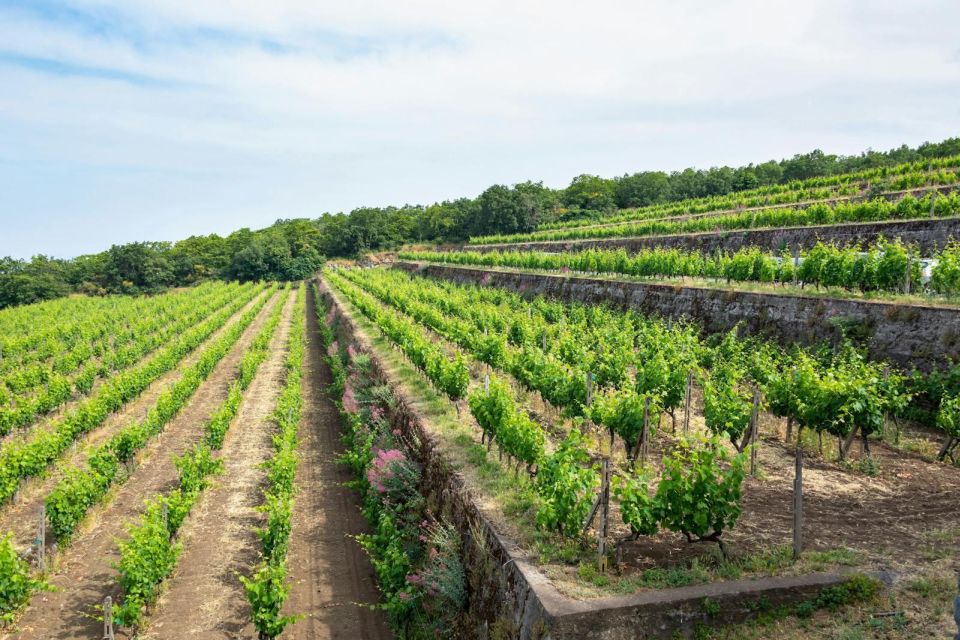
xmin=4 ymin=289 xmax=284 ymax=640
xmin=138 ymin=290 xmax=296 ymax=640
xmin=282 ymin=284 xmax=390 ymax=640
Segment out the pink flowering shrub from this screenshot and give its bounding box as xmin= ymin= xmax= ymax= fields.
xmin=365 ymin=448 xmax=413 ymax=496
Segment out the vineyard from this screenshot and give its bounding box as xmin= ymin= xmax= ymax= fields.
xmin=0 ymin=282 xmax=391 ymax=640
xmin=0 ymin=159 xmax=958 ymax=640
xmin=316 ymin=259 xmax=960 ymax=636
xmin=319 ymin=155 xmax=960 ymax=637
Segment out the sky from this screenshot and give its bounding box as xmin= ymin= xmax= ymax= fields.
xmin=1 ymin=0 xmax=958 ymax=260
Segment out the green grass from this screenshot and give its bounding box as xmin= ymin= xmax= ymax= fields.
xmin=701 ymin=567 xmax=958 ymax=640
xmin=561 ymin=545 xmax=866 ymax=597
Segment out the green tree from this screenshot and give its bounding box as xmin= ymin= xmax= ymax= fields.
xmin=564 ymin=174 xmax=617 ymax=211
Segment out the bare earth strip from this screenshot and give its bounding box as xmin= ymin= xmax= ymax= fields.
xmin=0 ymin=288 xmax=272 ymax=557
xmin=138 ymin=289 xmax=296 ymax=640
xmin=2 ymin=289 xmax=282 ymax=640
xmin=282 ymin=285 xmax=391 ymax=640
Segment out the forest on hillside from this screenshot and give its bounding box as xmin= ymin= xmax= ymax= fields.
xmin=2 ymin=137 xmax=958 ymax=309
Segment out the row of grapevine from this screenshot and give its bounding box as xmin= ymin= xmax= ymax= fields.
xmin=111 ymin=285 xmax=290 ymax=628
xmin=0 ymin=283 xmax=269 ymax=505
xmin=323 ymin=273 xmax=570 ymax=526
xmin=0 ymin=294 xmax=154 ymax=371
xmin=336 ymin=267 xmax=695 ymax=453
xmin=468 ymin=375 xmax=545 ymax=468
xmin=469 ymin=190 xmax=960 ymax=245
xmin=403 ymin=237 xmax=960 ymax=295
xmin=0 ymin=282 xmax=229 ymax=377
xmin=242 ymin=285 xmax=305 ymax=640
xmin=43 ymin=284 xmax=278 ymax=542
xmin=0 ymin=283 xmax=255 ymax=436
xmin=0 ymin=283 xmax=222 ymax=393
xmin=323 ymin=273 xmax=470 ymax=401
xmin=324 ymin=272 xmax=544 ymax=469
xmin=335 ymin=267 xmax=929 ymax=459
xmin=322 ymin=273 xmax=752 ymax=553
xmin=535 ymin=162 xmax=960 ymax=233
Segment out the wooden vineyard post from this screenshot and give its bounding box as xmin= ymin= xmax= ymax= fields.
xmin=585 ymin=372 xmax=594 ymax=408
xmin=793 ymin=444 xmax=804 ymax=561
xmin=683 ymin=370 xmax=693 ymax=434
xmin=597 ymin=458 xmax=611 ymax=573
xmin=904 ymin=257 xmax=912 ymax=295
xmin=541 ymin=332 xmax=547 ymax=352
xmin=930 ymin=190 xmax=937 ymax=217
xmin=103 ymin=595 xmax=115 ymax=640
xmin=750 ymin=387 xmax=760 ymax=476
xmin=37 ymin=505 xmax=46 ymax=571
xmin=636 ymin=396 xmax=651 ymax=465
xmin=483 ymin=374 xmax=492 ymax=449
xmin=162 ymin=501 xmax=169 ymax=534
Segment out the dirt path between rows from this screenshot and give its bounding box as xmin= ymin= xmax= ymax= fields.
xmin=3 ymin=290 xmax=281 ymax=640
xmin=282 ymin=285 xmax=391 ymax=640
xmin=0 ymin=288 xmax=272 ymax=556
xmin=137 ymin=289 xmax=296 ymax=640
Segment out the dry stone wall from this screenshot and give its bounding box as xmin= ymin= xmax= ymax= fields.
xmin=472 ymin=216 xmax=960 ymax=256
xmin=393 ymin=261 xmax=960 ymax=372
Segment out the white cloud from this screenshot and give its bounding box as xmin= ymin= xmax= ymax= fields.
xmin=0 ymin=0 xmax=958 ymax=258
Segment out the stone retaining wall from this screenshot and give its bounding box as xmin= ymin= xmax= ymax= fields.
xmin=393 ymin=261 xmax=960 ymax=372
xmin=471 ymin=216 xmax=960 ymax=256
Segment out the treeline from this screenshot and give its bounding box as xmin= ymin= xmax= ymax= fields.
xmin=0 ymin=221 xmax=322 ymax=309
xmin=319 ymin=137 xmax=960 ymax=249
xmin=3 ymin=137 xmax=959 ymax=309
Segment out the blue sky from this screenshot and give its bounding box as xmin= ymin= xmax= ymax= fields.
xmin=1 ymin=0 xmax=958 ymax=259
